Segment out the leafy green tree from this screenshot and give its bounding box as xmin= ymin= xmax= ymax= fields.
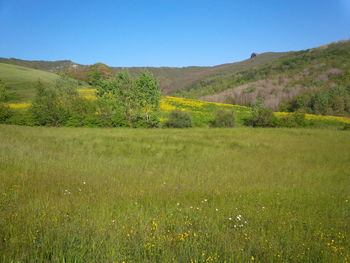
xmin=29 ymin=81 xmax=68 ymax=126
xmin=29 ymin=77 xmax=96 ymax=127
xmin=88 ymin=68 xmax=103 ymax=86
xmin=96 ymin=70 xmax=161 ymax=127
xmin=0 ymin=80 xmax=10 ymax=102
xmin=135 ymin=71 xmax=161 ymax=127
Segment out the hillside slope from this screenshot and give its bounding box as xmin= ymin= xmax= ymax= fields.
xmin=0 ymin=52 xmax=289 ymax=94
xmin=0 ymin=63 xmax=89 ymax=102
xmin=2 ymin=40 xmax=349 ymax=116
xmin=176 ymin=40 xmax=350 ymax=113
xmin=0 ymin=58 xmax=82 ymax=73
xmin=0 ymin=63 xmax=60 ymax=102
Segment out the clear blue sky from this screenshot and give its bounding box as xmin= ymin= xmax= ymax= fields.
xmin=0 ymin=0 xmax=349 ymax=67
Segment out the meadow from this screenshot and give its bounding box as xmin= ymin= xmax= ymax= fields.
xmin=0 ymin=63 xmax=59 ymax=102
xmin=0 ymin=125 xmax=349 ymax=262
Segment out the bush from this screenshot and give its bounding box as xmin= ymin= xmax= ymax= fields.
xmin=277 ymin=111 xmax=307 ymax=127
xmin=29 ymin=82 xmax=70 ymax=126
xmin=164 ymin=110 xmax=192 ymax=128
xmin=0 ymin=103 xmax=13 ymax=123
xmin=211 ymin=109 xmax=235 ymax=127
xmin=5 ymin=110 xmax=35 ymax=126
xmin=245 ymin=103 xmax=277 ymax=127
xmin=343 ymin=123 xmax=350 ymax=130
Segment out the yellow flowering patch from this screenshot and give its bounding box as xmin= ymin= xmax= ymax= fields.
xmin=8 ymin=103 xmax=31 ymax=109
xmin=77 ymin=89 xmax=97 ymax=100
xmin=275 ymin=112 xmax=350 ymax=124
xmin=164 ymin=96 xmax=249 ymax=109
xmin=305 ymin=113 xmax=350 ymax=124
xmin=165 ymin=96 xmax=207 ymax=108
xmin=160 ymin=99 xmax=177 ymax=111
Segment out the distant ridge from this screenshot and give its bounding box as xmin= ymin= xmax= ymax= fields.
xmin=0 ymin=51 xmax=290 ymax=94
xmin=1 ymin=39 xmax=349 ymax=111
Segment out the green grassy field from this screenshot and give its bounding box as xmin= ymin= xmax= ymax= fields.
xmin=0 ymin=63 xmax=59 ymax=102
xmin=0 ymin=125 xmax=349 ymax=262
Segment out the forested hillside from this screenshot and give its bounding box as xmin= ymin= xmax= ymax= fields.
xmin=176 ymin=41 xmax=350 ymax=115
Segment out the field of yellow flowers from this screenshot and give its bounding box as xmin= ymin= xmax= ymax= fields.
xmin=0 ymin=125 xmax=349 ymax=262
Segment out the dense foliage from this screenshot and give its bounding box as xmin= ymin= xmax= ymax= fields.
xmin=175 ymin=41 xmax=350 ymax=116
xmin=282 ymin=76 xmax=350 ymax=116
xmin=96 ymin=71 xmax=161 ymax=127
xmin=211 ymin=109 xmax=235 ymax=127
xmin=0 ymin=71 xmax=162 ymax=127
xmin=245 ymin=103 xmax=277 ymax=127
xmin=164 ymin=110 xmax=192 ymax=128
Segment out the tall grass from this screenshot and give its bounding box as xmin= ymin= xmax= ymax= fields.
xmin=0 ymin=125 xmax=349 ymax=262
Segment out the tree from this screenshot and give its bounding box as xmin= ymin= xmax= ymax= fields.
xmin=88 ymin=63 xmax=114 ymax=86
xmin=0 ymin=80 xmax=10 ymax=102
xmin=135 ymin=71 xmax=161 ymax=126
xmin=96 ymin=70 xmax=161 ymax=127
xmin=88 ymin=67 xmax=102 ymax=86
xmin=29 ymin=81 xmax=67 ymax=126
xmin=29 ymin=77 xmax=94 ymax=127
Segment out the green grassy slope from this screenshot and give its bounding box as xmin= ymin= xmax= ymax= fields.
xmin=0 ymin=63 xmax=59 ymax=102
xmin=0 ymin=125 xmax=349 ymax=262
xmin=0 ymin=58 xmax=81 ymax=72
xmin=0 ymin=63 xmax=91 ymax=102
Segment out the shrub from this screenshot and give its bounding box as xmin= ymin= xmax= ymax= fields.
xmin=29 ymin=81 xmax=69 ymax=126
xmin=164 ymin=110 xmax=192 ymax=128
xmin=277 ymin=111 xmax=307 ymax=128
xmin=5 ymin=110 xmax=35 ymax=126
xmin=293 ymin=111 xmax=307 ymax=126
xmin=0 ymin=103 xmax=13 ymax=123
xmin=211 ymin=109 xmax=235 ymax=127
xmin=0 ymin=79 xmax=16 ymax=103
xmin=245 ymin=102 xmax=277 ymax=127
xmin=343 ymin=123 xmax=350 ymax=130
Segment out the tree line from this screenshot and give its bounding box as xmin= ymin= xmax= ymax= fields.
xmin=0 ymin=70 xmax=161 ymax=127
